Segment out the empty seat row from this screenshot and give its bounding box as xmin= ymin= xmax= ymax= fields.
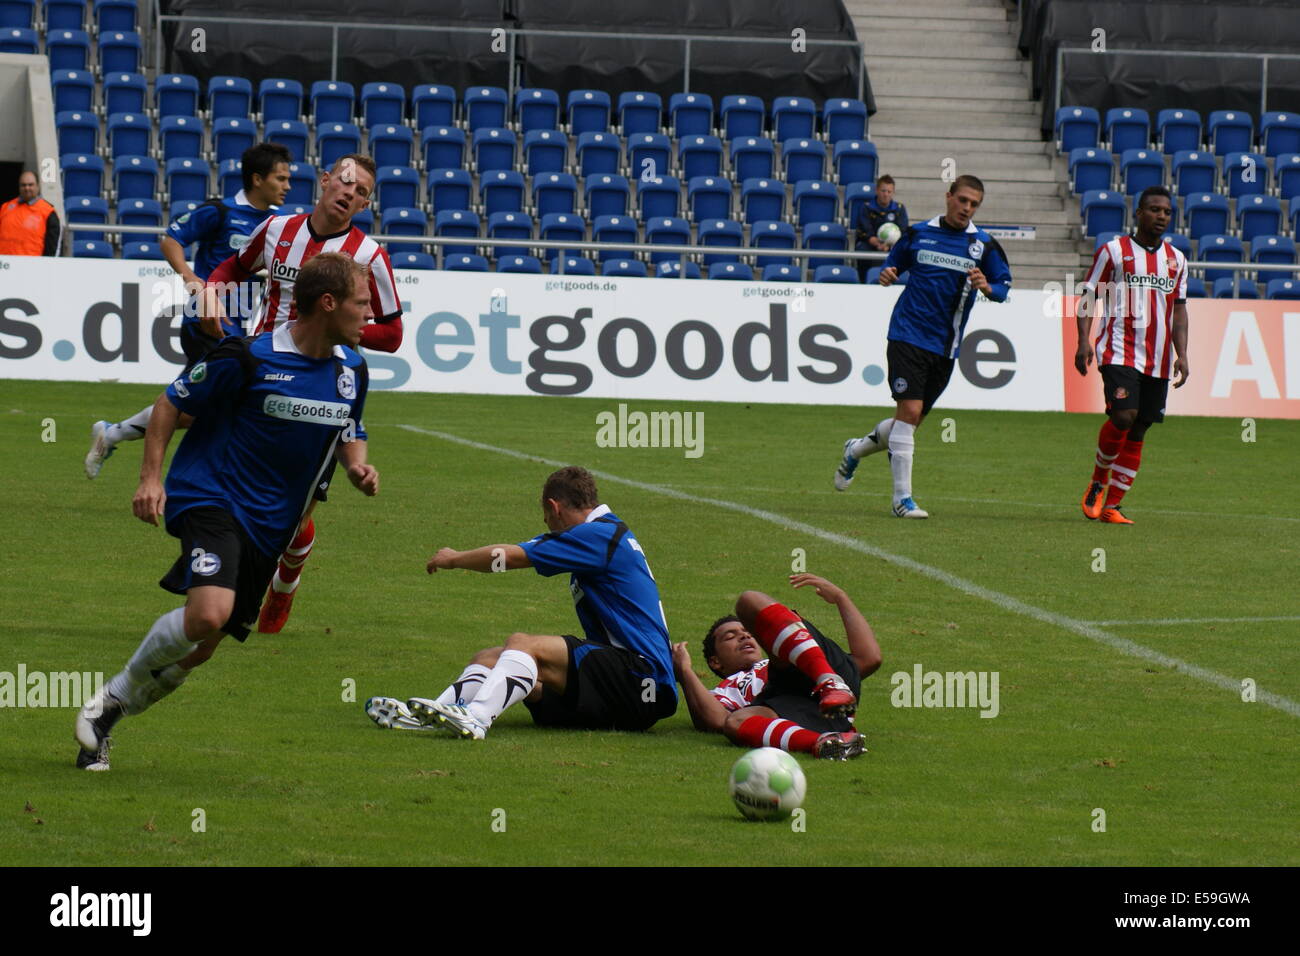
xmin=1070 ymin=146 xmax=1300 ymax=200
xmin=0 ymin=1 xmax=137 ymax=33
xmin=1057 ymin=105 xmax=1300 ymax=159
xmin=1081 ymin=189 xmax=1300 ymax=242
xmin=2 ymin=26 xmax=142 ymax=72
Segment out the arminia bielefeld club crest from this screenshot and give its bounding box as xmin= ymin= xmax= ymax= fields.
xmin=189 ymin=362 xmax=206 ymax=383
xmin=337 ymin=366 xmax=356 ymax=399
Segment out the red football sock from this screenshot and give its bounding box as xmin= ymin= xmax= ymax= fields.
xmin=753 ymin=603 xmax=836 ymax=683
xmin=734 ymin=715 xmax=820 ymax=754
xmin=271 ymin=518 xmax=315 ymax=594
xmin=1092 ymin=419 xmax=1127 ymax=484
xmin=1105 ymin=439 xmax=1144 ymax=506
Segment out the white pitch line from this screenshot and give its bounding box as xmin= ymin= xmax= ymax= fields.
xmin=395 ymin=423 xmax=1300 ymax=720
xmin=1091 ymin=615 xmax=1300 ymax=627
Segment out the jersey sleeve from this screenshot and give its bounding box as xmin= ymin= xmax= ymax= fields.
xmin=351 ymin=357 xmax=369 ymax=442
xmin=234 ymin=214 xmax=273 ymax=273
xmin=1176 ymin=251 xmax=1188 ymax=303
xmin=368 ymin=246 xmax=403 ymax=322
xmin=710 ymin=685 xmax=744 ymax=712
xmin=1081 ymin=242 xmax=1113 ymax=292
xmin=166 ymin=201 xmax=220 ymax=247
xmin=981 ymin=237 xmax=1012 ymax=301
xmin=164 ymin=337 xmax=254 ymax=417
xmin=883 ymin=227 xmax=914 ymax=273
xmin=518 ymin=524 xmax=609 ymax=577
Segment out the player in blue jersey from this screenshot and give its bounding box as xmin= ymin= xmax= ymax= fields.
xmin=834 ymin=175 xmax=1012 ymax=518
xmin=84 ymin=142 xmax=292 ymax=478
xmin=74 ymin=254 xmax=379 ymax=771
xmin=365 ymin=466 xmax=677 ymax=740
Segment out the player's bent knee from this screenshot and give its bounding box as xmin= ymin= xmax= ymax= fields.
xmin=471 ymin=646 xmax=503 ymax=667
xmin=734 ymin=590 xmax=774 ymax=620
xmin=1111 ymin=409 xmax=1138 ymax=430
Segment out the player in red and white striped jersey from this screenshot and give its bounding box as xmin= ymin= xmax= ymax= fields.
xmin=1075 ymin=186 xmax=1190 ymax=524
xmin=202 ymin=154 xmax=404 ymax=633
xmin=672 ymin=575 xmax=881 ymax=760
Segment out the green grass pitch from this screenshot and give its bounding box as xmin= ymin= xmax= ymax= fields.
xmin=1 ymin=381 xmax=1297 ymax=866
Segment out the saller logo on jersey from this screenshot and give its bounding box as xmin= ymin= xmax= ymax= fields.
xmin=262 ymin=394 xmax=353 ymax=425
xmin=269 ymin=259 xmax=299 ymax=284
xmin=916 ymin=249 xmax=976 ymax=272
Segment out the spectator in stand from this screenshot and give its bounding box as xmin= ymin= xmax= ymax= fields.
xmin=0 ymin=171 xmax=60 ymax=256
xmin=855 ymin=174 xmax=908 ymax=280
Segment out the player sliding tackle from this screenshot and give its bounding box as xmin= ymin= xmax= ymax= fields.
xmin=366 ymin=467 xmax=678 ymax=739
xmin=673 ymin=574 xmax=880 ymax=760
xmin=73 ymin=254 xmax=379 ymax=771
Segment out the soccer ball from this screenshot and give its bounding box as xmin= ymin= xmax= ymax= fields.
xmin=728 ymin=747 xmax=807 ymax=821
xmin=877 ymin=222 xmax=901 ymax=246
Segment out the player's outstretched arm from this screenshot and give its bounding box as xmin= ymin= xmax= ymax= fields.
xmin=336 ymin=438 xmax=378 ymax=496
xmin=789 ymin=573 xmax=882 ymax=677
xmin=133 ymin=394 xmax=180 ymax=526
xmin=426 ymin=544 xmax=531 ymax=574
xmin=671 ymin=642 xmax=729 ymax=733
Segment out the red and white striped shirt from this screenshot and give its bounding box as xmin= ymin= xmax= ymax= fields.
xmin=712 ymin=660 xmax=770 ymax=712
xmin=230 ymin=213 xmax=403 ymax=336
xmin=1081 ymin=234 xmax=1187 ymax=378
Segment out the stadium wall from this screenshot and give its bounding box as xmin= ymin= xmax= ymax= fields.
xmin=2 ymin=259 xmax=1298 ymax=418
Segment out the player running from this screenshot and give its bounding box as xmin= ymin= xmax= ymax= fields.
xmin=84 ymin=142 xmax=292 ymax=478
xmin=73 ymin=254 xmax=379 ymax=771
xmin=365 ymin=466 xmax=678 ymax=739
xmin=833 ymin=175 xmax=1012 ymax=518
xmin=1076 ymin=185 xmax=1189 ymax=524
xmin=672 ymin=574 xmax=880 ymax=761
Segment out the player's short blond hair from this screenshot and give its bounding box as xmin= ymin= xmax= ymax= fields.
xmin=294 ymin=252 xmax=369 ymax=317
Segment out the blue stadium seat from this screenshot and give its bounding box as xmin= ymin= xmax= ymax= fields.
xmin=213 ymin=117 xmax=256 ymax=164
xmin=1260 ymin=111 xmax=1300 ymax=158
xmin=361 ymin=82 xmax=404 ymax=128
xmin=481 ymin=169 xmax=526 ymax=217
xmin=618 ymin=91 xmax=661 ymax=137
xmin=699 ymin=218 xmax=742 ymax=265
xmin=539 ymin=212 xmax=585 ymax=262
xmin=265 ymin=119 xmax=309 ymax=162
xmin=730 ymin=136 xmax=774 ymax=181
xmin=1276 ymin=153 xmax=1300 ymax=203
xmin=369 ymin=124 xmax=414 ymax=168
xmin=772 ymin=96 xmax=815 ymax=143
xmin=159 ymin=114 xmax=202 ymax=162
xmin=687 ymin=176 xmax=730 ymax=224
xmin=1183 ymin=192 xmax=1228 ymax=240
xmin=568 ymin=89 xmax=611 ymax=136
xmin=44 ymin=0 xmax=83 ymax=30
xmin=1266 ymin=278 xmax=1300 ymax=299
xmin=1120 ymin=149 xmax=1164 ymax=196
xmin=60 ymin=153 xmax=103 ymax=198
xmin=793 ymin=179 xmax=837 ymax=227
xmin=169 ymin=198 xmax=200 ymax=223
xmin=498 ymin=255 xmax=542 ymax=274
xmin=218 ymin=158 xmax=241 ymax=197
xmin=472 ymin=127 xmax=516 ymax=174
xmin=629 ymin=133 xmax=672 ymax=182
xmin=1237 ymin=194 xmax=1282 ymax=243
xmin=552 ymin=256 xmax=596 ymax=275
xmin=1199 ymin=234 xmax=1244 ymax=283
xmin=465 ymin=86 xmax=508 ymax=131
xmin=1185 ymin=276 xmax=1207 ymax=298
xmin=67 ymin=196 xmax=108 ymax=241
xmin=720 ymin=95 xmax=764 ymax=139
xmin=413 ymin=84 xmax=456 ymax=129
xmin=585 ymin=173 xmax=630 ymax=219
xmin=762 ymin=263 xmax=801 ymax=282
xmin=523 ymin=129 xmax=567 ymax=176
xmin=678 ymin=134 xmax=723 ymax=180
xmin=637 ymin=175 xmax=681 ymax=220
xmin=445 ymin=253 xmax=489 ymax=272
xmin=1105 ymin=108 xmax=1149 ymax=153
xmin=259 ymin=78 xmax=303 ymax=123
xmin=814 ymin=264 xmax=857 ymax=283
xmin=316 ymin=122 xmax=361 ymax=169
xmin=427 ymin=168 xmax=472 ymax=213
xmin=1213 ymin=276 xmax=1258 ymax=299
xmin=94 ymin=0 xmax=135 ymax=32
xmin=165 ymin=157 xmax=207 ymax=203
xmin=0 ymin=0 xmax=32 ymax=28
xmin=533 ymin=171 xmax=578 ymax=217
xmin=1250 ymin=234 xmax=1296 ymax=279
xmin=73 ymin=239 xmax=112 ymax=258
xmin=1223 ymin=151 xmax=1268 ymax=198
xmin=112 ymin=154 xmax=156 ymax=200
xmin=591 ymin=214 xmax=636 ymax=262
xmin=0 ymin=25 xmax=36 ymax=53
xmin=833 ymin=140 xmax=876 ymax=186
xmin=53 ymin=70 xmax=95 ymax=112
xmin=375 ymin=165 xmax=419 ymax=210
xmin=45 ymin=29 xmax=89 ymax=69
xmin=1208 ymin=110 xmax=1253 ymax=156
xmin=123 ymin=240 xmax=164 ymax=260
xmin=391 ymin=251 xmax=436 ymax=270
xmin=604 ymin=258 xmax=647 ymax=277
xmin=1080 ymin=189 xmax=1125 ymax=237
xmin=487 ymin=210 xmax=532 ymax=259
xmin=97 ymin=30 xmax=140 ymax=73
xmin=104 ymin=71 xmax=146 ymax=115
xmin=422 ymin=126 xmax=465 ymax=171
xmin=844 ymin=181 xmax=876 ymax=226
xmin=311 ymin=81 xmax=355 ymax=124
xmin=515 ymin=88 xmax=560 ymax=134
xmin=576 ymin=131 xmax=620 ymax=176
xmin=1055 ymin=106 xmax=1100 ymax=152
xmin=824 ymin=98 xmax=868 ymax=143
xmin=646 ymin=216 xmax=690 ymax=264
xmin=56 ymin=110 xmax=98 ymax=155
xmin=657 ymin=259 xmax=701 ymax=279
xmin=709 ymin=261 xmax=752 ymax=281
xmin=1156 ymin=108 xmax=1201 ymax=155
xmin=741 ymin=178 xmax=784 ymax=225
xmin=380 ymin=207 xmax=427 ymax=252
xmin=1171 ymin=150 xmax=1215 ymax=195
xmin=105 ymin=111 xmax=148 ymax=165
xmin=1164 ymin=232 xmax=1192 ymax=258
xmin=751 ymin=219 xmax=795 ymax=267
xmin=351 ymin=207 xmax=374 ymax=234
xmin=669 ymin=92 xmax=713 ymax=138
xmin=117 ymin=197 xmax=162 ymax=230
xmin=155 ymin=74 xmax=199 ymax=119
xmin=783 ymin=139 xmax=826 ymax=184
xmin=435 ymin=209 xmax=480 ymax=240
xmin=1069 ymin=147 xmax=1112 ymax=194
xmin=208 ymin=75 xmax=252 ymax=121
xmin=804 ymin=221 xmax=847 ymax=268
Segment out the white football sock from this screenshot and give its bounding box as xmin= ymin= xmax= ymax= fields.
xmin=850 ymin=417 xmax=895 ymax=458
xmin=106 ymin=406 xmax=153 ymax=445
xmin=888 ymin=420 xmax=916 ymax=503
xmin=105 ymin=608 xmax=195 ymax=714
xmin=467 ymin=650 xmax=538 ymax=728
xmin=435 ymin=663 xmax=491 ymax=707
